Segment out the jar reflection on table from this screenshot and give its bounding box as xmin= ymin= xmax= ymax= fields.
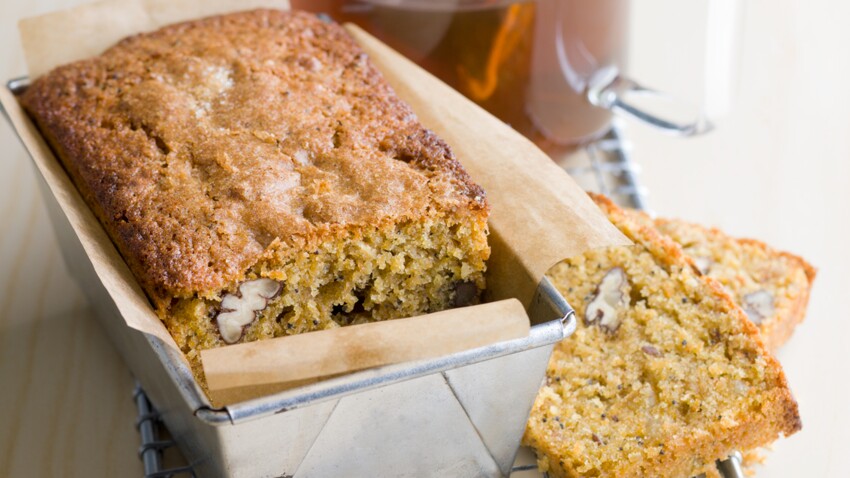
xmin=292 ymin=0 xmax=629 ymax=154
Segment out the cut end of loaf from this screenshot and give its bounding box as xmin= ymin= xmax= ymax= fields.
xmin=166 ymin=212 xmax=489 ymax=388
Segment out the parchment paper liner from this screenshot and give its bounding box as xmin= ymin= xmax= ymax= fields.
xmin=4 ymin=0 xmax=629 ymax=405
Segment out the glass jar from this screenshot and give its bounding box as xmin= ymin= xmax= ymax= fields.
xmin=292 ymin=0 xmax=709 ymax=154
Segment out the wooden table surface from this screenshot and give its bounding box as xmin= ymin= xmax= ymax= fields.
xmin=2 ymin=1 xmax=849 ymax=477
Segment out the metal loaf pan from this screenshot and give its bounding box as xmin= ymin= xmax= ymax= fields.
xmin=3 ymin=77 xmax=575 ymax=478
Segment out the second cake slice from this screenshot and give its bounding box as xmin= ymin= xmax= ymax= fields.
xmin=655 ymin=217 xmax=815 ymax=351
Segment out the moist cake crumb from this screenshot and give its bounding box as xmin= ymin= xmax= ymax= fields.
xmin=524 ymin=194 xmax=800 ymax=478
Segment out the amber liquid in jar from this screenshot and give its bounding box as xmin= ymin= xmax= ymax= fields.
xmin=292 ymin=0 xmax=629 ymax=153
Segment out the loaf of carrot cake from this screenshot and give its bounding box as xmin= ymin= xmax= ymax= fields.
xmin=655 ymin=217 xmax=816 ymax=351
xmin=524 ymin=194 xmax=800 ymax=478
xmin=20 ymin=10 xmax=490 ymax=381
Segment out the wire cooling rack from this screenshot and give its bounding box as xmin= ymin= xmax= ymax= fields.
xmin=131 ymin=123 xmax=742 ymax=478
xmin=133 ymin=384 xmax=195 ymax=478
xmin=560 ymin=120 xmax=649 ymax=211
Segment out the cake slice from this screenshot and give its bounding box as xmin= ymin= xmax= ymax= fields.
xmin=20 ymin=10 xmax=490 ymax=383
xmin=523 ymin=194 xmax=800 ymax=478
xmin=655 ymin=218 xmax=816 ymax=351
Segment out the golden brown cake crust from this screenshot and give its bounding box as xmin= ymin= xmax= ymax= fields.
xmin=524 ymin=194 xmax=800 ymax=478
xmin=20 ymin=9 xmax=487 ymax=309
xmin=655 ymin=218 xmax=816 ymax=351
